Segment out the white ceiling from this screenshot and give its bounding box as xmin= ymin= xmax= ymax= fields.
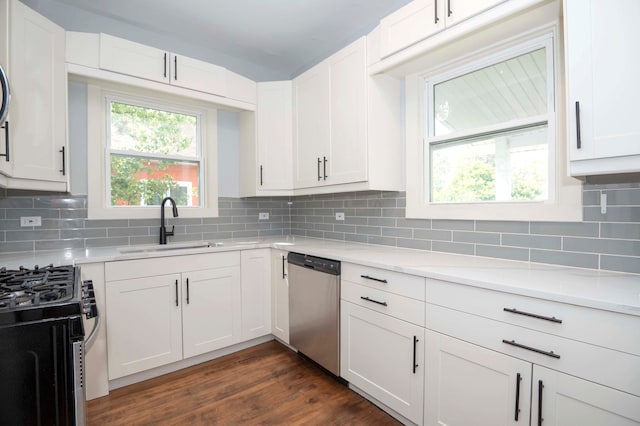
xmin=22 ymin=0 xmax=412 ymax=81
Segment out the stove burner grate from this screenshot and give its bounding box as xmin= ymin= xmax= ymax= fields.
xmin=0 ymin=264 xmax=75 ymax=311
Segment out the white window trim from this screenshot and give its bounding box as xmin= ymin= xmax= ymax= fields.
xmin=405 ymin=23 xmax=582 ymax=222
xmin=87 ymin=83 xmax=218 ymax=219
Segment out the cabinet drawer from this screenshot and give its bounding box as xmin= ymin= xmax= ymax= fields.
xmin=426 ymin=303 xmax=640 ymax=397
xmin=342 ymin=263 xmax=425 ymax=300
xmin=342 ymin=280 xmax=425 ymax=326
xmin=105 ymin=251 xmax=241 ymax=281
xmin=425 ymin=279 xmax=640 ymax=356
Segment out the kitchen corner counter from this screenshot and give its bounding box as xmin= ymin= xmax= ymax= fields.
xmin=1 ymin=236 xmax=639 ymax=316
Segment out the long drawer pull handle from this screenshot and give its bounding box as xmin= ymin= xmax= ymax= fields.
xmin=323 ymin=156 xmax=327 ymax=180
xmin=186 ymin=278 xmax=190 ymax=305
xmin=514 ymin=372 xmax=522 ymax=421
xmin=412 ymin=336 xmax=419 ymax=374
xmin=575 ymin=101 xmax=581 ymax=149
xmin=503 ymin=308 xmax=562 ymax=324
xmin=282 ymin=255 xmax=287 ymax=279
xmin=317 ymin=157 xmax=322 ymax=181
xmin=502 ymin=339 xmax=560 ymax=359
xmin=537 ymin=380 xmax=544 ymax=426
xmin=360 ymin=296 xmax=387 ymax=306
xmin=175 ymin=280 xmax=179 ymax=307
xmin=360 ymin=275 xmax=388 ymax=284
xmin=1 ymin=120 xmax=9 ymax=162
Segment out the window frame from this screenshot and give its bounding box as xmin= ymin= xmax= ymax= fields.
xmin=105 ymin=95 xmax=204 ymax=209
xmin=87 ymin=83 xmax=218 ymax=220
xmin=424 ymin=35 xmax=555 ymax=205
xmin=405 ymin=24 xmax=583 ymax=222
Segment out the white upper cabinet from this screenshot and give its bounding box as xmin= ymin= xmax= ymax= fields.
xmin=99 ymin=33 xmax=170 ymax=84
xmin=256 ymin=81 xmax=293 ymax=191
xmin=168 ymin=53 xmax=226 ymax=97
xmin=293 ymin=37 xmax=403 ymax=193
xmin=379 ymin=0 xmax=445 ymax=58
xmin=0 ymin=0 xmax=67 ymax=190
xmin=293 ymin=60 xmax=331 ymax=188
xmin=379 ymin=0 xmax=505 ymax=58
xmin=69 ymin=32 xmax=256 ymax=105
xmin=565 ymin=0 xmax=640 ymax=175
xmin=100 ymin=34 xmax=225 ymax=97
xmin=445 ymin=0 xmax=506 ymax=26
xmin=328 ymin=38 xmax=368 ymax=185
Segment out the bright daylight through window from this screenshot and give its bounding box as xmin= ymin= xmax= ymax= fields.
xmin=107 ymin=100 xmax=202 ymax=208
xmin=426 ymin=44 xmax=551 ymax=204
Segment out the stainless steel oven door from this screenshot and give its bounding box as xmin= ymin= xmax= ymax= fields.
xmin=73 ymin=340 xmax=87 ymax=426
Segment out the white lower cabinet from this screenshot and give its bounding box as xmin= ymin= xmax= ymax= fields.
xmin=105 ymin=252 xmax=242 ymax=380
xmin=532 ymin=365 xmax=640 ymax=426
xmin=106 ymin=274 xmax=184 ymax=379
xmin=240 ymin=249 xmax=272 ymax=340
xmin=423 ymin=279 xmax=640 ymax=426
xmin=182 ymin=267 xmax=242 ymax=358
xmin=271 ymin=249 xmax=289 ymax=343
xmin=341 ymin=301 xmax=425 ymax=424
xmin=424 ymin=330 xmax=531 ymax=426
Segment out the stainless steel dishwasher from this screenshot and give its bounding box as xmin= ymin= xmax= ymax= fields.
xmin=288 ymin=252 xmax=341 ymax=376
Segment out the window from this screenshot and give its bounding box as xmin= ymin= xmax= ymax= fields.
xmin=87 ymin=85 xmax=218 ymax=219
xmin=405 ymin=30 xmax=582 ymax=221
xmin=428 ymin=47 xmax=550 ymax=204
xmin=107 ymin=100 xmax=202 ymax=207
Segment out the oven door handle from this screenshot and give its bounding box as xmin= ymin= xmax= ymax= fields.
xmin=85 ymin=314 xmax=101 ymax=350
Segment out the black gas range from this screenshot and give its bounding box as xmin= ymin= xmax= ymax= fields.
xmin=0 ymin=264 xmax=98 ymax=426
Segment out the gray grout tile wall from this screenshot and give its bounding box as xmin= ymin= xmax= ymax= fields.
xmin=0 ymin=194 xmax=291 ymax=253
xmin=289 ymin=182 xmax=640 ymax=274
xmin=0 ymin=181 xmax=639 ymax=274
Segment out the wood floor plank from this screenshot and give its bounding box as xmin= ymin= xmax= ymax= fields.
xmin=88 ymin=341 xmax=401 ymax=425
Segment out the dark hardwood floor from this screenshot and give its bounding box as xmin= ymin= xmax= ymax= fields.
xmin=88 ymin=341 xmax=401 ymax=425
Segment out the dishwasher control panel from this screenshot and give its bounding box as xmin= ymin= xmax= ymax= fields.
xmin=288 ymin=252 xmax=340 ymax=275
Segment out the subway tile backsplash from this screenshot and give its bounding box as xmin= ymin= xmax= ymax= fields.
xmin=0 ymin=181 xmax=639 ymax=274
xmin=0 ymin=195 xmax=292 ymax=254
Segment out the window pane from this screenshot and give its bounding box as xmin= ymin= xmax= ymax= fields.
xmin=110 ymin=154 xmax=200 ymax=207
xmin=110 ymin=102 xmax=197 ymax=156
xmin=430 ymin=125 xmax=548 ymax=203
xmin=433 ymin=48 xmax=547 ymax=136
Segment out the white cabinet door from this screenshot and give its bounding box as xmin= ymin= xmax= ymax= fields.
xmin=106 ymin=274 xmax=183 ymax=380
xmin=566 ymin=0 xmax=640 ymax=174
xmin=327 ymin=38 xmax=368 ymax=185
xmin=170 ymin=54 xmax=225 ymax=96
xmin=270 ymin=250 xmax=289 ymax=344
xmin=445 ymin=0 xmax=505 ymax=26
xmin=532 ymin=365 xmax=640 ymax=426
xmin=341 ymin=301 xmax=424 ymax=424
xmin=257 ymin=81 xmax=293 ymax=191
xmin=293 ymin=62 xmax=330 ymax=188
xmin=424 ymin=330 xmax=532 ymax=426
xmin=100 ymin=33 xmax=169 ymax=83
xmin=379 ymin=0 xmax=445 ymax=58
xmin=240 ymin=249 xmax=272 ymax=340
xmin=4 ymin=0 xmax=66 ymax=183
xmin=182 ymin=266 xmax=241 ymax=359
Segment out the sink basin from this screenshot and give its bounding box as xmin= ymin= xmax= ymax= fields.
xmin=118 ymin=241 xmax=211 ymax=254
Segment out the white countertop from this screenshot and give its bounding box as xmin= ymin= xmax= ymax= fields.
xmin=2 ymin=236 xmax=639 ymax=316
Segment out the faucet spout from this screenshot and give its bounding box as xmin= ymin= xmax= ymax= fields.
xmin=159 ymin=196 xmax=179 ymax=245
